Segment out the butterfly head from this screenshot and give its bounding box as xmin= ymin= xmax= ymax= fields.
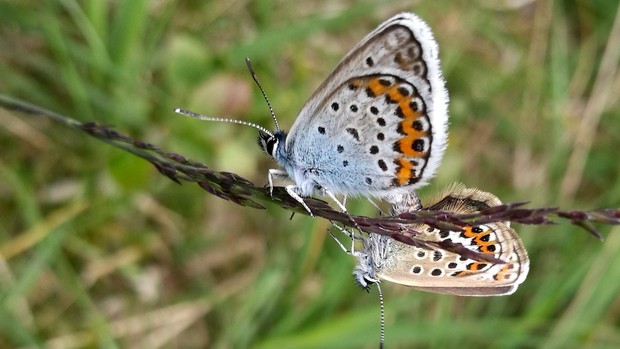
xmin=353 ymin=259 xmax=379 ymax=293
xmin=258 ymin=129 xmax=287 ymax=159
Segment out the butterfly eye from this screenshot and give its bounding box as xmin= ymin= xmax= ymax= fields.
xmin=353 ymin=266 xmax=378 ymax=292
xmin=363 ymin=276 xmax=378 ymax=290
xmin=257 ymin=130 xmax=277 ymax=156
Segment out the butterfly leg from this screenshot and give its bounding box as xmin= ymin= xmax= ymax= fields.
xmin=328 ymin=229 xmax=351 ymax=254
xmin=321 ymin=189 xmax=367 ymax=245
xmin=267 ymin=169 xmax=289 ymax=196
xmin=343 ymin=193 xmax=384 ymax=216
xmin=322 ymin=188 xmax=348 ymax=212
xmin=285 ymin=185 xmax=314 ymax=217
xmin=329 ymin=223 xmax=362 ymax=255
xmin=366 ymin=198 xmax=384 ymax=215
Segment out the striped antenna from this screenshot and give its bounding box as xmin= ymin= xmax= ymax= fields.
xmin=173 ymin=108 xmax=274 ymax=138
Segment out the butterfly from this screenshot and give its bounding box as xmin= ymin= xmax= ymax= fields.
xmin=338 ymin=184 xmax=529 ymax=296
xmin=330 ymin=185 xmax=529 ymax=348
xmin=176 ymin=13 xmax=448 ymax=214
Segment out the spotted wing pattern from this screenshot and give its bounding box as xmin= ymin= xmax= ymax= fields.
xmin=284 ymin=13 xmax=448 ymax=200
xmin=374 ymin=185 xmax=529 ymax=296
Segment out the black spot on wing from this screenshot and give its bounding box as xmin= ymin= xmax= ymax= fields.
xmin=346 ymin=128 xmax=360 ymax=141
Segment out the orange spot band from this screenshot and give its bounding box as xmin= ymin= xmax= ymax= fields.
xmin=462 ymin=227 xmax=498 ymax=255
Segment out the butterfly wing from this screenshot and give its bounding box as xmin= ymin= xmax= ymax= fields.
xmin=380 ymin=221 xmax=529 ymax=296
xmin=285 ymin=13 xmax=448 ymax=199
xmin=379 ymin=186 xmax=529 ymax=296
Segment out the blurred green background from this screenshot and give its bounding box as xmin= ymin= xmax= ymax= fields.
xmin=1 ymin=0 xmax=619 ymax=348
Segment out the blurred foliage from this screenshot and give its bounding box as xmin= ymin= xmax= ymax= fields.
xmin=1 ymin=0 xmax=619 ymax=348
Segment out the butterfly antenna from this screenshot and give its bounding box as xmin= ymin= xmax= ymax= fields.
xmin=245 ymin=58 xmax=280 ymax=132
xmin=377 ymin=283 xmax=385 ymax=349
xmin=173 ymin=108 xmax=274 ymax=138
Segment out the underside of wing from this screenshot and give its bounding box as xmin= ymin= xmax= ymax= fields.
xmin=378 ymin=185 xmax=530 ymax=296
xmin=379 ymin=222 xmax=529 ymax=295
xmin=286 ymin=13 xmax=448 ymax=195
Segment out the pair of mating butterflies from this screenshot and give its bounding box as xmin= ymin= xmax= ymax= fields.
xmin=176 ymin=13 xmax=529 ymax=296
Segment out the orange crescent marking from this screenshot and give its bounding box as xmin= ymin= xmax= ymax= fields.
xmin=398 ymin=99 xmax=418 ymax=122
xmin=350 ymin=79 xmax=363 ymax=88
xmin=478 ymin=243 xmax=498 ymax=254
xmin=462 ymin=227 xmax=477 ymax=238
xmin=493 ymin=264 xmax=513 ymax=281
xmin=397 ymin=135 xmax=426 ymax=157
xmin=387 ymin=86 xmax=406 ymax=102
xmin=398 ymin=101 xmax=424 ymax=136
xmin=368 ymin=79 xmax=390 ymax=96
xmin=467 ymin=262 xmax=487 ymax=271
xmin=452 ymin=261 xmax=488 ymax=277
xmin=395 ymin=158 xmax=413 ymax=185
